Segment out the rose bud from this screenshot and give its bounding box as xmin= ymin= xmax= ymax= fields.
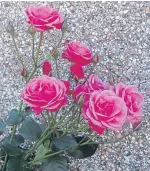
xmin=52 ymin=48 xmax=59 ymax=58
xmin=5 ymin=21 xmax=15 ymax=36
xmin=21 ymin=68 xmax=28 ymax=77
xmin=28 ymin=25 xmax=36 ymax=35
xmin=42 ymin=60 xmax=52 ymax=76
xmin=64 ymin=40 xmax=70 ymax=46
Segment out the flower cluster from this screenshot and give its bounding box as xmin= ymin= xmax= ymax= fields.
xmin=73 ymin=75 xmax=144 ymax=134
xmin=21 ymin=5 xmax=144 ymax=136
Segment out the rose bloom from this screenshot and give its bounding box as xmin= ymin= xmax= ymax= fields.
xmin=62 ymin=41 xmax=93 ymax=66
xmin=73 ymin=74 xmax=104 ymax=102
xmin=115 ymin=83 xmax=144 ymax=123
xmin=26 ymin=6 xmax=63 ymax=31
xmin=21 ymin=76 xmax=69 ymax=115
xmin=83 ymin=90 xmax=127 ymax=134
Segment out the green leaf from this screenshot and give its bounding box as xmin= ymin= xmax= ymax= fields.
xmin=0 ymin=148 xmax=6 ymax=161
xmin=22 ymin=107 xmax=33 ymax=117
xmin=0 ymin=119 xmax=6 ymax=135
xmin=1 ymin=143 xmax=22 ymax=156
xmin=52 ymin=136 xmax=77 ymax=151
xmin=6 ymin=157 xmax=33 ymax=171
xmin=19 ymin=117 xmax=42 ymax=141
xmin=42 ymin=155 xmax=68 ymax=171
xmin=33 ymin=144 xmax=49 ymax=164
xmin=68 ymin=136 xmax=98 ymax=159
xmin=6 ymin=109 xmax=23 ymax=126
xmin=2 ymin=134 xmax=24 ymax=146
xmin=43 ymin=139 xmax=51 ymax=149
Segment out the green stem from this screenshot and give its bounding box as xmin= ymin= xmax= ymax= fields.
xmin=46 ymin=31 xmax=64 ymax=60
xmin=12 ymin=36 xmax=24 ymax=68
xmin=29 ymin=150 xmax=63 ymax=166
xmin=41 ymin=113 xmax=48 ymax=126
xmin=54 ymin=58 xmax=60 ymax=78
xmin=31 ymin=34 xmax=36 ymax=65
xmin=26 ymin=67 xmax=36 ymax=82
xmin=79 ymin=134 xmax=97 ymax=146
xmin=25 ymin=131 xmax=51 ymax=160
xmin=25 ymin=105 xmax=74 ymax=161
xmin=35 ymin=32 xmax=43 ymax=65
xmin=2 ymin=154 xmax=8 ymax=171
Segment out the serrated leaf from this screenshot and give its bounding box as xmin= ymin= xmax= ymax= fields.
xmin=42 ymin=155 xmax=68 ymax=171
xmin=19 ymin=118 xmax=42 ymax=141
xmin=52 ymin=136 xmax=77 ymax=151
xmin=0 ymin=119 xmax=6 ymax=135
xmin=33 ymin=144 xmax=49 ymax=164
xmin=1 ymin=143 xmax=22 ymax=156
xmin=6 ymin=109 xmax=23 ymax=126
xmin=6 ymin=157 xmax=33 ymax=171
xmin=68 ymin=136 xmax=98 ymax=159
xmin=2 ymin=134 xmax=24 ymax=146
xmin=22 ymin=107 xmax=33 ymax=117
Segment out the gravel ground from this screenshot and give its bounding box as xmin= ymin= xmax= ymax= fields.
xmin=0 ymin=1 xmax=150 ymax=171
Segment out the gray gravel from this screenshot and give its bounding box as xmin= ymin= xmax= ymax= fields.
xmin=0 ymin=1 xmax=150 ymax=171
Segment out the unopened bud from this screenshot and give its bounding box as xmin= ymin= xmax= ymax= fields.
xmin=52 ymin=48 xmax=59 ymax=58
xmin=28 ymin=25 xmax=36 ymax=35
xmin=42 ymin=60 xmax=52 ymax=76
xmin=6 ymin=21 xmax=15 ymax=36
xmin=108 ymin=76 xmax=115 ymax=85
xmin=78 ymin=95 xmax=84 ymax=106
xmin=21 ymin=68 xmax=28 ymax=77
xmin=92 ymin=55 xmax=99 ymax=64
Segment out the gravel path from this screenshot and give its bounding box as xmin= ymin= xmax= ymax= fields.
xmin=0 ymin=1 xmax=150 ymax=171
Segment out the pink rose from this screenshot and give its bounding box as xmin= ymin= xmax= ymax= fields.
xmin=115 ymin=83 xmax=144 ymax=123
xmin=70 ymin=64 xmax=85 ymax=80
xmin=26 ymin=6 xmax=63 ymax=31
xmin=83 ymin=90 xmax=127 ymax=134
xmin=21 ymin=76 xmax=69 ymax=115
xmin=42 ymin=60 xmax=52 ymax=76
xmin=62 ymin=41 xmax=93 ymax=66
xmin=73 ymin=74 xmax=104 ymax=102
xmin=85 ymin=74 xmax=104 ymax=92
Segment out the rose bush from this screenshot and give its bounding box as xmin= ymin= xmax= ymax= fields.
xmin=1 ymin=5 xmax=145 ymax=171
xmin=26 ymin=6 xmax=63 ymax=31
xmin=21 ymin=75 xmax=69 ymax=115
